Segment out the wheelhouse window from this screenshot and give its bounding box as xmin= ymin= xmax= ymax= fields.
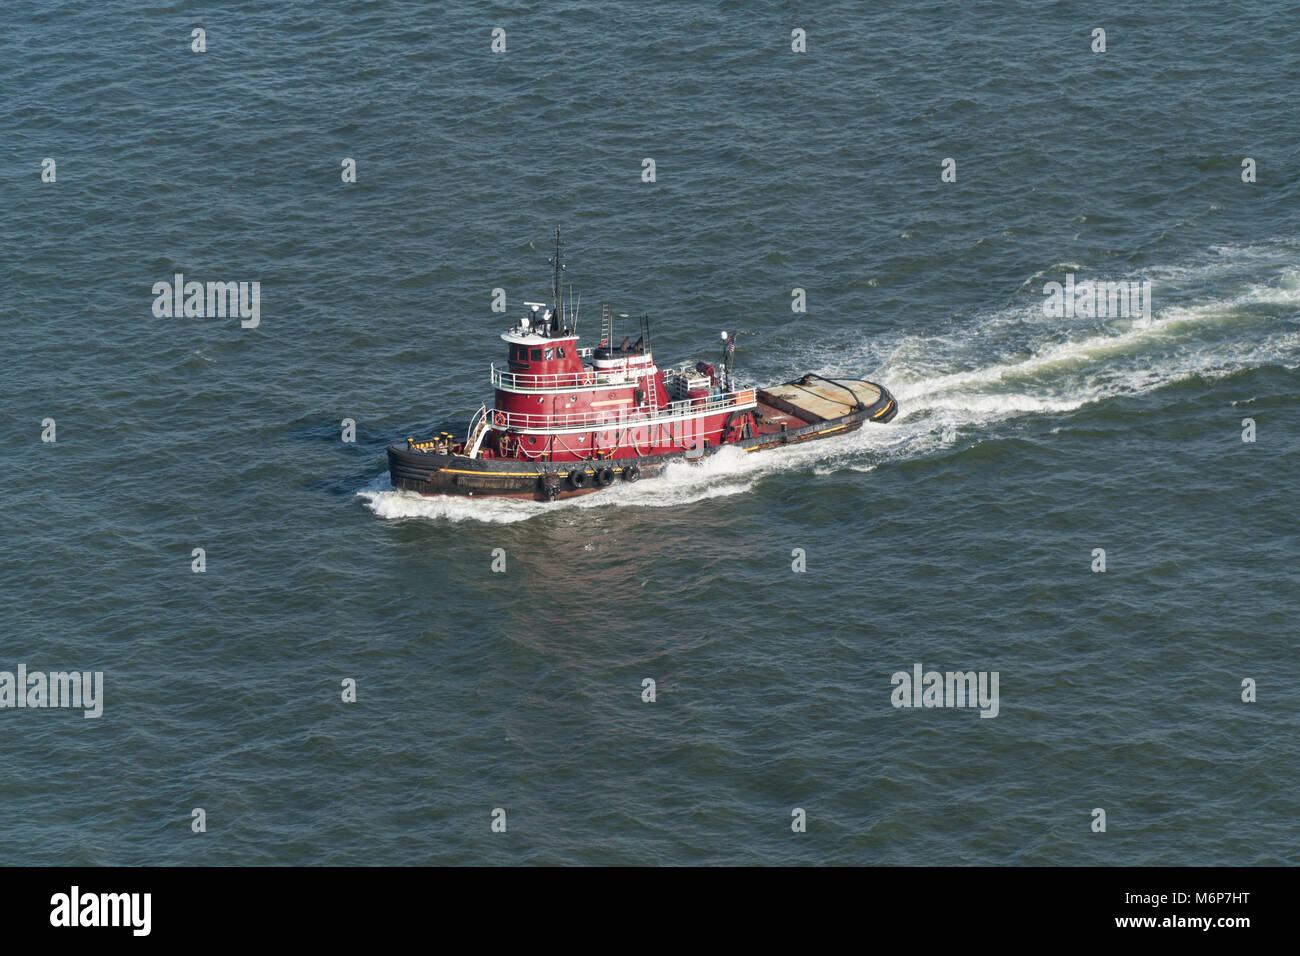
xmin=531 ymin=348 xmax=542 ymax=362
xmin=557 ymin=346 xmax=566 ymax=358
xmin=544 ymin=348 xmax=554 ymax=360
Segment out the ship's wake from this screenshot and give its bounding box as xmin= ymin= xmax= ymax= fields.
xmin=358 ymin=239 xmax=1299 ymax=523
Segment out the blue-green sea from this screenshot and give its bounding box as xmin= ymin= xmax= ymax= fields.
xmin=2 ymin=0 xmax=1297 ymax=864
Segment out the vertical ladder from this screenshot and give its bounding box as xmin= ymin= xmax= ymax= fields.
xmin=465 ymin=404 xmax=490 ymax=458
xmin=600 ymin=302 xmax=613 ymax=348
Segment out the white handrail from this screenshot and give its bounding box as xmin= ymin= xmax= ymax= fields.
xmin=492 ymin=388 xmax=757 ymax=432
xmin=490 ymin=360 xmax=655 ymax=392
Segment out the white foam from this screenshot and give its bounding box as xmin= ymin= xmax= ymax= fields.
xmin=357 ymin=447 xmax=773 ymax=522
xmin=357 ymin=432 xmax=894 ymax=524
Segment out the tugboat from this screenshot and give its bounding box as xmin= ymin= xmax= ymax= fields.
xmin=387 ymin=229 xmax=897 ymax=501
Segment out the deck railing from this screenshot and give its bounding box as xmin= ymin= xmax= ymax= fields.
xmin=490 ymin=363 xmax=643 ymax=391
xmin=493 ymin=389 xmax=756 ymax=431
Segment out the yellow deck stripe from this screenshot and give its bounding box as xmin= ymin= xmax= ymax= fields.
xmin=438 ymin=466 xmax=623 ymax=478
xmin=440 ymin=467 xmax=539 ymax=477
xmin=743 ymin=421 xmax=853 ymax=451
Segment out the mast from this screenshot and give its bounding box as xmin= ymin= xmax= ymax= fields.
xmin=549 ymin=226 xmax=565 ymax=334
xmin=720 ymin=331 xmax=740 ymax=391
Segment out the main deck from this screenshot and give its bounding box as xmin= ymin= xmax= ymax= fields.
xmin=754 ymin=377 xmax=887 ymax=432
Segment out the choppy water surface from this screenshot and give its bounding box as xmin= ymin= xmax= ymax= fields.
xmin=2 ymin=0 xmax=1297 ymax=864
